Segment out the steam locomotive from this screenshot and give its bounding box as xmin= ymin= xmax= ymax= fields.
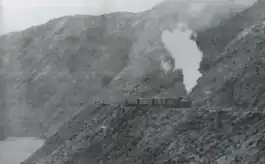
xmin=124 ymin=96 xmax=192 ymax=108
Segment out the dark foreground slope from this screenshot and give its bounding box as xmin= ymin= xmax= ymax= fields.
xmin=23 ymin=20 xmax=265 ymax=164
xmin=22 ymin=103 xmax=194 ymax=164
xmin=23 ymin=106 xmax=265 ymax=164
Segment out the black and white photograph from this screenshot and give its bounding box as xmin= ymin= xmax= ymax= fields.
xmin=0 ymin=0 xmax=263 ymax=163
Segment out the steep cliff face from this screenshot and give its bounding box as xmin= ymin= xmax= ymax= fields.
xmin=188 ymin=21 xmax=265 ymax=164
xmin=188 ymin=1 xmax=265 ymax=162
xmin=196 ymin=0 xmax=265 ymax=73
xmin=191 ymin=21 xmax=265 ymax=108
xmin=0 ymin=5 xmax=188 ymax=138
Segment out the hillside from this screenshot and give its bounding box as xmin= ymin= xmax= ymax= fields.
xmin=196 ymin=0 xmax=265 ymax=73
xmin=1 ymin=0 xmax=265 ymax=163
xmin=22 ymin=16 xmax=265 ymax=164
xmin=191 ymin=12 xmax=265 ymax=110
xmin=0 ymin=0 xmax=252 ymax=140
xmin=0 ymin=4 xmax=188 ymax=138
xmin=23 ymin=18 xmax=265 ymax=164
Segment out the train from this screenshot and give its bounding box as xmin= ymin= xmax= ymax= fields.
xmin=124 ymin=96 xmax=192 ymax=108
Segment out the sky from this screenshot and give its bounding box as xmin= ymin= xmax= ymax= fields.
xmin=0 ymin=0 xmax=256 ymax=33
xmin=0 ymin=0 xmax=165 ymax=33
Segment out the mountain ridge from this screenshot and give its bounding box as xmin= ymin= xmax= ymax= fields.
xmin=0 ymin=4 xmax=186 ymax=138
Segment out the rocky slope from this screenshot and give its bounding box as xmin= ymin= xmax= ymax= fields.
xmin=17 ymin=2 xmax=265 ymax=164
xmin=22 ymin=17 xmax=265 ymax=163
xmin=190 ymin=21 xmax=265 ymax=164
xmin=1 ymin=0 xmax=265 ymax=164
xmin=21 ymin=1 xmax=265 ymax=164
xmin=0 ymin=0 xmax=251 ymax=139
xmin=196 ymin=0 xmax=265 ymax=73
xmin=0 ymin=2 xmax=189 ymax=138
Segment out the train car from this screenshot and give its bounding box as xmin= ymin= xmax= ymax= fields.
xmin=124 ymin=96 xmax=192 ymax=108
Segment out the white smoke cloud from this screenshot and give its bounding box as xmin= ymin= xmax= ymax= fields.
xmin=162 ymin=22 xmax=202 ymax=93
xmin=160 ymin=59 xmax=173 ymax=74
